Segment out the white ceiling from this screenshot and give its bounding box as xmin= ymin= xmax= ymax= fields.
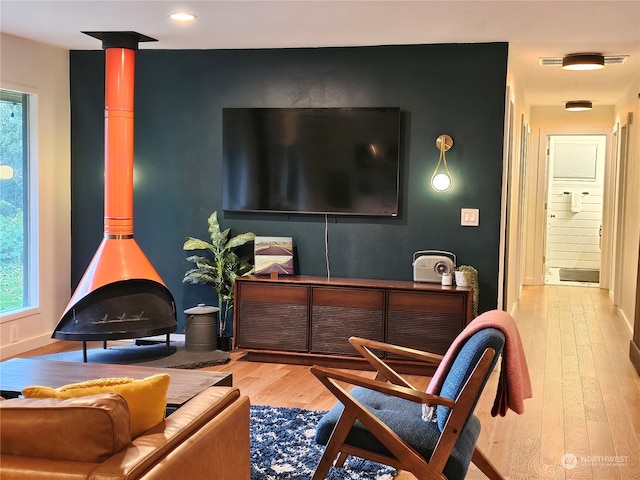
xmin=1 ymin=0 xmax=639 ymax=106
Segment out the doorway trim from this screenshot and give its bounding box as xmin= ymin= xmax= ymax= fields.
xmin=612 ymin=117 xmax=631 ymax=305
xmin=535 ymin=127 xmax=613 ymax=288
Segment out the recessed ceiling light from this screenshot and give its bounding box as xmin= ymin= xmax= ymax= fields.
xmin=565 ymin=100 xmax=593 ymax=111
xmin=169 ymin=12 xmax=196 ymax=22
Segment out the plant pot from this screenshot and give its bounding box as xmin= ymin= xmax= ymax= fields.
xmin=455 ymin=271 xmax=469 ymax=287
xmin=217 ymin=336 xmax=232 ymax=352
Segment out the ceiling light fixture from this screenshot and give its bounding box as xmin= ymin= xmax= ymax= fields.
xmin=539 ymin=55 xmax=628 ymax=67
xmin=565 ymin=100 xmax=593 ymax=111
xmin=562 ymin=53 xmax=605 ymax=71
xmin=169 ymin=12 xmax=196 ymax=22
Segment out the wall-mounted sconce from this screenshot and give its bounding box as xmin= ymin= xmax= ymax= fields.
xmin=0 ymin=165 xmax=14 ymax=180
xmin=565 ymin=100 xmax=593 ymax=111
xmin=431 ymin=134 xmax=453 ymax=192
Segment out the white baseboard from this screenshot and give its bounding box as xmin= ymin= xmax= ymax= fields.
xmin=618 ymin=309 xmax=634 ymax=339
xmin=0 ymin=333 xmax=57 ymax=360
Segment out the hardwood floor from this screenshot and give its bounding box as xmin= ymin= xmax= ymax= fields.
xmin=12 ymin=285 xmax=640 ymax=479
xmin=461 ymin=285 xmax=640 ymax=480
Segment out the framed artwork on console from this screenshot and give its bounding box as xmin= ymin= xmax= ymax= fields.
xmin=254 ymin=236 xmax=294 ymax=275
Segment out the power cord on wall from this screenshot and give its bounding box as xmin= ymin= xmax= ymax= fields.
xmin=325 ymin=214 xmax=331 ymax=279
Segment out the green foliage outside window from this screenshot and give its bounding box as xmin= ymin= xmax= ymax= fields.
xmin=0 ymin=91 xmax=27 ymax=312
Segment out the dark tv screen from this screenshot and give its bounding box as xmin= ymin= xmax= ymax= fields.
xmin=222 ymin=107 xmax=400 ymax=216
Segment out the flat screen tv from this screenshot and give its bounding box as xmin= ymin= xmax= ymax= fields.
xmin=222 ymin=107 xmax=400 ymax=216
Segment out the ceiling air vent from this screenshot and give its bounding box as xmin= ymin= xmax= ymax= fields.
xmin=539 ymin=55 xmax=629 ymax=66
xmin=604 ymin=55 xmax=630 ymax=65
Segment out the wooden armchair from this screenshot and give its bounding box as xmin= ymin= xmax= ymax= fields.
xmin=311 ymin=330 xmax=506 ymax=480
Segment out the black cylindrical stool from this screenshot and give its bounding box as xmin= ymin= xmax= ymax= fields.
xmin=184 ymin=304 xmax=219 ymax=352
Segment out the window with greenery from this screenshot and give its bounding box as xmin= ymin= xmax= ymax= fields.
xmin=0 ymin=89 xmax=34 ymax=314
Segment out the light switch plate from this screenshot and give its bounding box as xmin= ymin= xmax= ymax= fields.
xmin=461 ymin=208 xmax=479 ymax=226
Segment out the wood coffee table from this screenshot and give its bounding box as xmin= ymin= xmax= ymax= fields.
xmin=0 ymin=358 xmax=232 ymax=411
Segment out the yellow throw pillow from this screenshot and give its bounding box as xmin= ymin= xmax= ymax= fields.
xmin=22 ymin=373 xmax=170 ymax=437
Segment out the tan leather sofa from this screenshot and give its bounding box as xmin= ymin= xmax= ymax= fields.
xmin=0 ymin=386 xmax=251 ymax=480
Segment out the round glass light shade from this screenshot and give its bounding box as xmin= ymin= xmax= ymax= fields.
xmin=0 ymin=165 xmax=14 ymax=180
xmin=431 ymin=173 xmax=451 ymax=192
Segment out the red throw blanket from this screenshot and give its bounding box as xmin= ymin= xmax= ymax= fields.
xmin=423 ymin=310 xmax=532 ymax=420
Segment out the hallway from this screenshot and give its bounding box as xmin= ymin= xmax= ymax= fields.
xmin=467 ymin=285 xmax=640 ymax=479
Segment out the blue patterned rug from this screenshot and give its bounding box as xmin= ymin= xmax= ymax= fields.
xmin=250 ymin=405 xmax=396 ymax=480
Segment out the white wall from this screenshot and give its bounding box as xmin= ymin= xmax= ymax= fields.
xmin=0 ymin=33 xmax=71 ymax=359
xmin=502 ymin=59 xmax=531 ymax=315
xmin=614 ymin=79 xmax=640 ymax=335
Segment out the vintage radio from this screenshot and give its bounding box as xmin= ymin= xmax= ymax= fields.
xmin=412 ymin=250 xmax=456 ymax=283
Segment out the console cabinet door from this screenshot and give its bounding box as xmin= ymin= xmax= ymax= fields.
xmin=236 ymin=283 xmax=308 ymax=352
xmin=310 ymin=287 xmax=384 ymax=355
xmin=386 ymin=291 xmax=467 ymax=356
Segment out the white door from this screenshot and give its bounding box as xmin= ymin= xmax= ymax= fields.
xmin=545 ymin=134 xmax=606 ymax=284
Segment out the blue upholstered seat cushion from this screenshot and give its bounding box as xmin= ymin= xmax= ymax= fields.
xmin=315 ymin=387 xmax=481 ymax=480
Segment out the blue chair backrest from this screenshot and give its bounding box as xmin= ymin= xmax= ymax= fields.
xmin=437 ymin=327 xmax=505 ymax=431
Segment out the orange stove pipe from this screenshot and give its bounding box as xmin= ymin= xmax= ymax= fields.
xmin=104 ymin=46 xmax=135 ymax=237
xmin=60 ymin=32 xmax=168 ymax=322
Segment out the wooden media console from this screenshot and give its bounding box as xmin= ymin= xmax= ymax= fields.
xmin=234 ymin=275 xmax=473 ymax=374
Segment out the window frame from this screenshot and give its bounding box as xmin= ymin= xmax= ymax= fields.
xmin=0 ymin=87 xmax=39 ymax=321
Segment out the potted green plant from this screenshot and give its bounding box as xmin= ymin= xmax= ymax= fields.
xmin=182 ymin=211 xmax=255 ymax=350
xmin=455 ymin=265 xmax=479 ymax=318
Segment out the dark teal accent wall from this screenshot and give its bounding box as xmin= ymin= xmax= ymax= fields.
xmin=70 ymin=43 xmax=508 ymax=333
